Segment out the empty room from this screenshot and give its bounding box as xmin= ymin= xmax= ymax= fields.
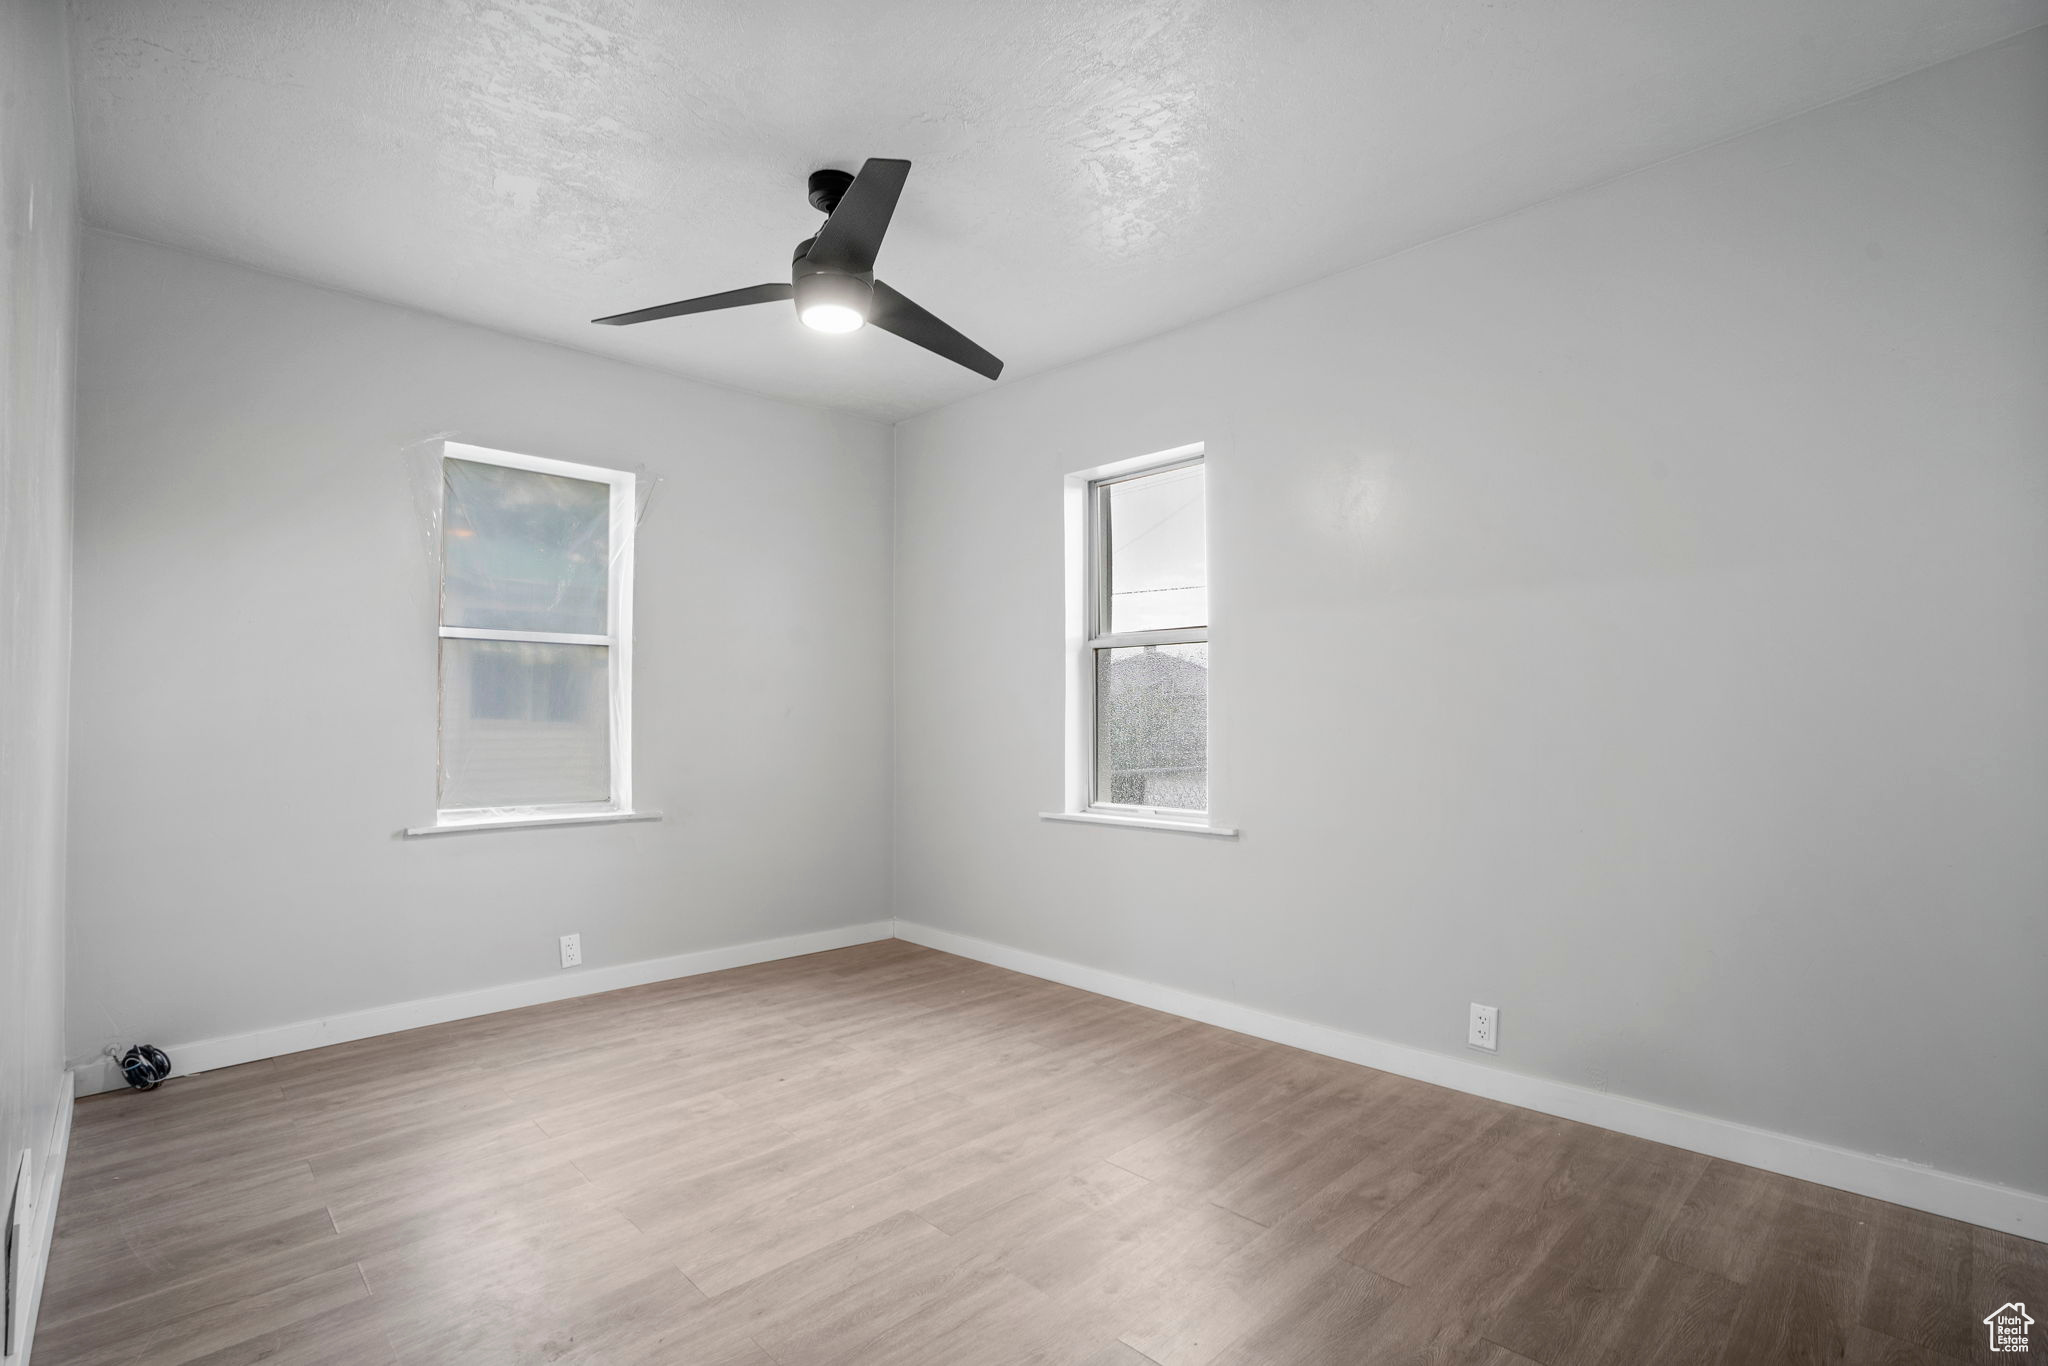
xmin=2 ymin=0 xmax=2045 ymax=1362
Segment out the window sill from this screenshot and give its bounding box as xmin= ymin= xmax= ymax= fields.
xmin=404 ymin=809 xmax=662 ymax=837
xmin=1038 ymin=811 xmax=1239 ymax=838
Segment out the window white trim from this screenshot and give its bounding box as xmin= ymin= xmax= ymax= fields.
xmin=1038 ymin=810 xmax=1238 ymax=838
xmin=1061 ymin=442 xmax=1226 ymax=831
xmin=406 ymin=808 xmax=662 ymax=837
xmin=431 ymin=441 xmax=637 ymax=829
xmin=436 ymin=626 xmax=612 ymax=646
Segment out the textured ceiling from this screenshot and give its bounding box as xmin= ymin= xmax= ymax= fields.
xmin=69 ymin=0 xmax=2044 ymax=422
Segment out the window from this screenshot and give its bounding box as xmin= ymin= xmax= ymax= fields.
xmin=1055 ymin=446 xmax=1224 ymax=832
xmin=433 ymin=443 xmax=636 ymax=826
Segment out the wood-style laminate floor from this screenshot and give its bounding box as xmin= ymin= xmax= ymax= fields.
xmin=36 ymin=941 xmax=2046 ymax=1366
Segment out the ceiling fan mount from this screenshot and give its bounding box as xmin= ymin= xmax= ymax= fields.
xmin=592 ymin=158 xmax=1003 ymax=380
xmin=806 ymin=168 xmax=856 ymax=215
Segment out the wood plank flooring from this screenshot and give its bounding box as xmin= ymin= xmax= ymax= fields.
xmin=35 ymin=941 xmax=2046 ymax=1365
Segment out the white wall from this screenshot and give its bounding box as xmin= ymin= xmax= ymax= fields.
xmin=893 ymin=32 xmax=2048 ymax=1199
xmin=0 ymin=0 xmax=78 ymax=1298
xmin=67 ymin=231 xmax=894 ymax=1062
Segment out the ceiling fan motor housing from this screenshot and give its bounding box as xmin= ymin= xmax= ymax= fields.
xmin=792 ymin=235 xmax=874 ymax=319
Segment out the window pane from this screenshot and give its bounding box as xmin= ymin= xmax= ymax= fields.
xmin=1095 ymin=643 xmax=1207 ymax=811
xmin=442 ymin=458 xmax=610 ymax=634
xmin=440 ymin=639 xmax=610 ymax=808
xmin=1106 ymin=464 xmax=1206 ymax=633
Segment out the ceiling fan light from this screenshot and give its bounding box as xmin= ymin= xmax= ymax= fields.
xmin=793 ymin=270 xmax=872 ymax=337
xmin=799 ymin=302 xmax=866 ymax=333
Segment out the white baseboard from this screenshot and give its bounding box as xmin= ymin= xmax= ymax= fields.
xmin=12 ymin=1073 xmax=73 ymax=1366
xmin=61 ymin=914 xmax=2046 ymax=1242
xmin=71 ymin=921 xmax=894 ymax=1098
xmin=892 ymin=919 xmax=2048 ymax=1242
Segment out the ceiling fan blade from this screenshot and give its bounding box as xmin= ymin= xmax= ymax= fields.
xmin=869 ymin=280 xmax=1003 ymax=380
xmin=592 ymin=282 xmax=793 ymax=326
xmin=804 ymin=158 xmax=911 ymax=274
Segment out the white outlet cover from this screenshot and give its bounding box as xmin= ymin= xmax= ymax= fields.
xmin=1468 ymin=1003 xmax=1499 ymax=1053
xmin=559 ymin=934 xmax=582 ymax=968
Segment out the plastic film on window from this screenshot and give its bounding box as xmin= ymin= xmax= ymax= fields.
xmin=401 ymin=434 xmax=657 ymax=828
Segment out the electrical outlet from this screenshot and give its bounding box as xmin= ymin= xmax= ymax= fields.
xmin=559 ymin=934 xmax=582 ymax=969
xmin=1468 ymin=1003 xmax=1499 ymax=1053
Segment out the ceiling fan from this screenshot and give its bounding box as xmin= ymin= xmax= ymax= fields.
xmin=593 ymin=158 xmax=1002 ymax=380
